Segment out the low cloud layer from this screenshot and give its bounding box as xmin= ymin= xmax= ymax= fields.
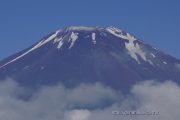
xmin=0 ymin=79 xmax=180 ymax=120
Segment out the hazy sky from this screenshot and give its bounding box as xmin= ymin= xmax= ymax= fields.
xmin=0 ymin=0 xmax=180 ymax=60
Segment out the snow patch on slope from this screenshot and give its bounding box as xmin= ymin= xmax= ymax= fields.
xmin=151 ymin=53 xmax=156 ymax=58
xmin=69 ymin=32 xmax=79 ymax=49
xmin=54 ymin=37 xmax=64 ymax=49
xmin=125 ymin=41 xmax=152 ymax=64
xmin=106 ymin=27 xmax=136 ymax=41
xmin=57 ymin=40 xmax=64 ymax=49
xmin=92 ymin=33 xmax=96 ymax=45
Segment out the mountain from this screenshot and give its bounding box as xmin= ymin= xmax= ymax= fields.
xmin=0 ymin=26 xmax=180 ymax=92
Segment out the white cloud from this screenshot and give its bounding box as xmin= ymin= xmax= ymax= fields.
xmin=64 ymin=110 xmax=90 ymax=120
xmin=0 ymin=80 xmax=119 ymax=120
xmin=130 ymin=80 xmax=180 ymax=120
xmin=0 ymin=79 xmax=180 ymax=120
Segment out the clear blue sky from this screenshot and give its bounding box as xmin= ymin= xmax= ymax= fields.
xmin=0 ymin=0 xmax=180 ymax=60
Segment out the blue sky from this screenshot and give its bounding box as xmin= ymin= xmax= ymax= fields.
xmin=0 ymin=0 xmax=180 ymax=60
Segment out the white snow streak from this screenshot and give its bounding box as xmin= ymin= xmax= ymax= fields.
xmin=92 ymin=33 xmax=96 ymax=45
xmin=0 ymin=30 xmax=60 ymax=68
xmin=106 ymin=27 xmax=136 ymax=41
xmin=54 ymin=37 xmax=64 ymax=49
xmin=106 ymin=27 xmax=153 ymax=65
xmin=57 ymin=41 xmax=64 ymax=49
xmin=151 ymin=53 xmax=156 ymax=58
xmin=125 ymin=41 xmax=152 ymax=64
xmin=69 ymin=32 xmax=79 ymax=49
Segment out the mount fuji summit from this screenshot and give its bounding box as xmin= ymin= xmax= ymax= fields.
xmin=0 ymin=26 xmax=180 ymax=92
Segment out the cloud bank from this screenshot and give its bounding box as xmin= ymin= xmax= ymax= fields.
xmin=0 ymin=79 xmax=180 ymax=120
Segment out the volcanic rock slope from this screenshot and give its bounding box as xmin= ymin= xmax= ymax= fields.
xmin=0 ymin=26 xmax=180 ymax=91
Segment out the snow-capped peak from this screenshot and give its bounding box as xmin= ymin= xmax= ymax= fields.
xmin=0 ymin=26 xmax=142 ymax=68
